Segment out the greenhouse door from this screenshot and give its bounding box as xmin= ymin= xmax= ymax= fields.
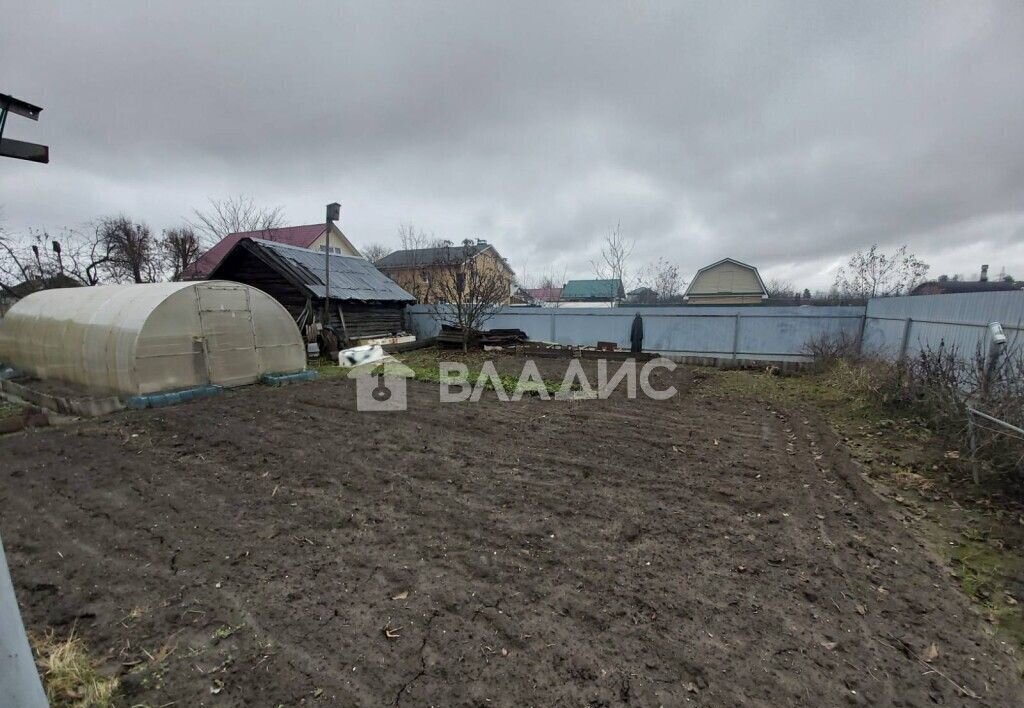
xmin=196 ymin=284 xmax=260 ymax=388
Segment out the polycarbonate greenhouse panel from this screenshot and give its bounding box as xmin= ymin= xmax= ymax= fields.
xmin=0 ymin=281 xmax=305 ymax=396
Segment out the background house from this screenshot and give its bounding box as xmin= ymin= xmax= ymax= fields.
xmin=560 ymin=279 xmax=625 ymax=307
xmin=209 ymin=237 xmax=414 ymax=342
xmin=683 ymin=258 xmax=768 ymax=305
xmin=376 ymin=240 xmax=514 ymax=305
xmin=525 ymin=286 xmax=563 ymax=306
xmin=0 ymin=273 xmax=80 ymax=315
xmin=626 ymin=286 xmax=658 ymax=305
xmin=182 ymin=223 xmax=362 ymax=280
xmin=911 ymin=265 xmax=1020 ymax=296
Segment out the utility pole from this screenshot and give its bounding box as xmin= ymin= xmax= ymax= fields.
xmin=323 ymin=202 xmax=341 ymax=326
xmin=0 ymin=90 xmax=49 ymax=708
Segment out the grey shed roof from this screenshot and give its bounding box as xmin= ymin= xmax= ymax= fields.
xmin=376 ymin=244 xmax=489 ymax=269
xmin=222 ymin=238 xmax=415 ymax=303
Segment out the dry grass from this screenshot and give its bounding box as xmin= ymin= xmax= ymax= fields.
xmin=31 ymin=629 xmax=118 ymax=708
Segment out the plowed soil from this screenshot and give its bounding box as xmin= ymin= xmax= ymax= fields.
xmin=1 ymin=355 xmax=1021 ymax=706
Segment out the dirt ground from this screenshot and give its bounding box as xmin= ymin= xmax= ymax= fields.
xmin=1 ymin=354 xmax=1022 ymax=706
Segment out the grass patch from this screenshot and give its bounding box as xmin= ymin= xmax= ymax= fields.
xmin=310 ymin=347 xmax=571 ymax=395
xmin=0 ymin=399 xmax=25 ymax=418
xmin=950 ymin=534 xmax=1024 ymax=648
xmin=31 ymin=629 xmax=119 ymax=708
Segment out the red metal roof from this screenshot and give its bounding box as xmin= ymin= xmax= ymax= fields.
xmin=181 ymin=223 xmax=328 ymax=279
xmin=526 ymin=287 xmax=563 ymax=302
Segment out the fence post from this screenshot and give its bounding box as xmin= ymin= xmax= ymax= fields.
xmin=0 ymin=533 xmax=47 ymax=707
xmin=732 ymin=314 xmax=741 ymax=361
xmin=549 ymin=312 xmax=556 ymax=343
xmin=898 ymin=317 xmax=913 ymax=361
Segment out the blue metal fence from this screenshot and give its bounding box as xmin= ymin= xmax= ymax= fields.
xmin=863 ymin=291 xmax=1024 ymax=360
xmin=408 ymin=290 xmax=1024 ymax=364
xmin=407 ymin=305 xmax=865 ymax=362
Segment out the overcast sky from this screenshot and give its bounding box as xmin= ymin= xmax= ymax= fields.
xmin=2 ymin=1 xmax=1022 ymax=289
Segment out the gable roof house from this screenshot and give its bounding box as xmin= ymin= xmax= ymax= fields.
xmin=209 ymin=238 xmax=414 ymax=343
xmin=683 ymin=258 xmax=768 ymax=305
xmin=181 ymin=223 xmax=362 ymax=280
xmin=376 ymin=240 xmax=514 ymax=304
xmin=560 ymin=279 xmax=625 ymax=306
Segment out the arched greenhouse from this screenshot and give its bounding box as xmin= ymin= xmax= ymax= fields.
xmin=0 ymin=281 xmax=305 ymax=396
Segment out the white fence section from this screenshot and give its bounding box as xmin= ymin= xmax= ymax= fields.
xmin=862 ymin=291 xmax=1024 ymax=360
xmin=407 ymin=305 xmax=865 ymax=362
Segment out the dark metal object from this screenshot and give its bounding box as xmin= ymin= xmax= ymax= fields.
xmin=0 ymin=138 xmax=48 ymax=163
xmin=0 ymin=93 xmax=49 ymax=164
xmin=0 ymin=94 xmax=42 ymax=121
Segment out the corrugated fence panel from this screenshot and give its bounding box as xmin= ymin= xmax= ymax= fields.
xmin=863 ymin=291 xmax=1024 ymax=359
xmin=408 ymin=292 xmax=1022 ymax=363
xmin=407 ymin=305 xmax=865 ymax=361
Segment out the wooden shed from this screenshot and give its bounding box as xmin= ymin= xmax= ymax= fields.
xmin=209 ymin=238 xmax=416 ymax=342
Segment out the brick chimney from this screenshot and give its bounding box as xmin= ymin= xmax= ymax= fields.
xmin=980 ymin=264 xmax=989 ymax=282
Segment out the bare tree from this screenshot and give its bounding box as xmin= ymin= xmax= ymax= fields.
xmin=591 ymin=223 xmax=634 ymax=297
xmin=160 ymin=226 xmax=203 ymax=280
xmin=645 ymin=257 xmax=684 ymax=301
xmin=833 ymin=244 xmax=929 ymax=299
xmin=189 ymin=195 xmax=284 ymax=247
xmin=398 ymin=223 xmax=430 ymax=252
xmin=765 ymin=277 xmax=798 ymax=299
xmin=361 ymin=242 xmax=390 ymax=264
xmin=394 ymin=224 xmax=449 ymax=302
xmin=0 ymin=226 xmax=113 ymax=295
xmin=0 ymin=230 xmax=41 ymax=298
xmin=430 ymin=239 xmax=513 ymax=351
xmin=98 ymin=215 xmax=160 ymax=283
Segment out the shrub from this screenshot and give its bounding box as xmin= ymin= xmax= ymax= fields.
xmin=805 ymin=331 xmax=1024 ymax=485
xmin=802 ymin=330 xmax=863 ymax=368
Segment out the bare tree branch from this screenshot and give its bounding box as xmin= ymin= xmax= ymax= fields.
xmin=188 ymin=195 xmax=284 ymax=247
xmin=361 ymin=242 xmax=390 ymax=264
xmin=160 ymin=226 xmax=203 ymax=281
xmin=833 ymin=244 xmax=929 ymax=299
xmin=591 ymin=223 xmax=634 ymax=295
xmin=96 ymin=215 xmax=160 ymax=283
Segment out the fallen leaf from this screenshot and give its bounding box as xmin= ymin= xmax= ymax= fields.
xmin=855 ymin=604 xmax=866 ymax=616
xmin=392 ymin=591 xmax=409 ymax=601
xmin=383 ymin=625 xmax=401 ymax=639
xmin=921 ymin=642 xmax=939 ymax=663
xmin=820 ymin=641 xmax=838 ymax=651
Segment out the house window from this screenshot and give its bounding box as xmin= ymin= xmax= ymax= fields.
xmin=317 ymin=245 xmax=343 ymax=254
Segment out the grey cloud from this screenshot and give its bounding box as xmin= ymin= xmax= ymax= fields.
xmin=2 ymin=1 xmax=1023 ymax=288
